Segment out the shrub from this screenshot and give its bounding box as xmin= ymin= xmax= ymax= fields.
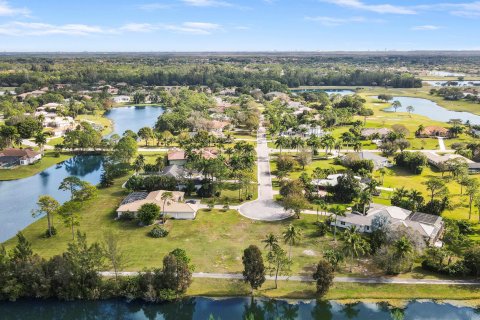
xmin=137 ymin=203 xmax=160 ymax=225
xmin=149 ymin=225 xmax=169 ymax=238
xmin=44 ymin=226 xmax=57 ymax=238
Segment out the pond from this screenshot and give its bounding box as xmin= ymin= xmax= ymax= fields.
xmin=291 ymin=89 xmax=355 ymax=96
xmin=381 ymin=96 xmax=480 ymax=125
xmin=0 ymin=155 xmax=104 ymax=242
xmin=105 ymin=106 xmax=164 ymax=136
xmin=0 ymin=297 xmax=478 ymax=320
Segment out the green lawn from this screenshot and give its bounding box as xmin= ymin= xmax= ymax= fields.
xmin=0 ymin=151 xmax=72 ymax=181
xmin=188 ymin=278 xmax=480 ymax=301
xmin=1 ymin=177 xmax=333 ymax=274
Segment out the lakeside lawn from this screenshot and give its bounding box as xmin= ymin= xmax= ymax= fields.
xmin=188 ymin=278 xmax=480 ymax=301
xmin=0 ymin=151 xmax=72 ymax=181
xmin=2 ymin=177 xmax=332 ymax=274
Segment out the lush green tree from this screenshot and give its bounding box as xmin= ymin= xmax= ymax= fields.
xmin=58 ymin=200 xmax=82 ymax=240
xmin=161 ymin=251 xmax=193 ymax=299
xmin=137 ymin=203 xmax=161 ymax=226
xmin=312 ymin=260 xmax=335 ymax=297
xmin=242 ymin=245 xmax=266 ymax=294
xmin=342 ymin=226 xmax=369 ymax=272
xmin=138 ymin=127 xmax=154 ymax=146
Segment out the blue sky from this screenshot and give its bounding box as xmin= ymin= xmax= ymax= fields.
xmin=0 ymin=0 xmax=479 ymax=51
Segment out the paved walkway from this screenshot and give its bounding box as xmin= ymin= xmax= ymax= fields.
xmin=238 ymin=122 xmax=293 ymax=221
xmin=438 ymin=137 xmax=446 ymax=151
xmin=99 ymin=271 xmax=480 ymax=285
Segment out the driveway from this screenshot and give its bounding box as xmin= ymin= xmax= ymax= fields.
xmin=238 ymin=122 xmax=293 ymax=221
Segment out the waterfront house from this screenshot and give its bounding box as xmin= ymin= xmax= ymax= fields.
xmin=335 ymin=204 xmax=444 ymax=245
xmin=0 ymin=148 xmax=42 ymax=167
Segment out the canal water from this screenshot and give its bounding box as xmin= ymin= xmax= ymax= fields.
xmin=381 ymin=96 xmax=480 ymax=125
xmin=0 ymin=297 xmax=478 ymax=320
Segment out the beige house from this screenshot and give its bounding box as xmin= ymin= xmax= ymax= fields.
xmin=167 ymin=149 xmax=187 ymax=166
xmin=117 ymin=190 xmax=197 ymax=220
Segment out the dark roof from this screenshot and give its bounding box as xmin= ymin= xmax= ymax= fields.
xmin=120 ymin=192 xmax=148 ymax=205
xmin=407 ymin=211 xmax=442 ymax=226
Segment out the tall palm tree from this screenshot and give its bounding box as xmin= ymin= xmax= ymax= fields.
xmin=329 ymin=205 xmax=346 ymax=242
xmin=341 ymin=226 xmax=368 ymax=273
xmin=394 ymin=236 xmax=414 ymax=271
xmin=358 ymin=190 xmax=372 ymax=215
xmin=262 ymin=233 xmax=279 ymax=252
xmin=133 ymin=155 xmax=145 ymax=173
xmin=320 ymin=134 xmax=335 ymax=157
xmin=34 ymin=132 xmax=47 ymax=155
xmin=160 ymin=191 xmax=173 ymax=224
xmin=275 ymin=136 xmax=288 ymax=154
xmin=283 ymin=224 xmax=301 ymax=259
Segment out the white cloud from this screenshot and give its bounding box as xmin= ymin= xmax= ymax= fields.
xmin=0 ymin=0 xmax=30 ymax=16
xmin=415 ymin=2 xmax=480 ymax=18
xmin=323 ymin=0 xmax=416 ymax=14
xmin=412 ymin=25 xmax=441 ymax=31
xmin=120 ymin=23 xmax=158 ymax=32
xmin=139 ymin=3 xmax=173 ymax=10
xmin=0 ymin=20 xmax=223 ymax=37
xmin=0 ymin=22 xmax=110 ymax=36
xmin=165 ymin=21 xmax=221 ymax=34
xmin=306 ymin=16 xmax=367 ymax=26
xmin=181 ymin=0 xmax=231 ymax=7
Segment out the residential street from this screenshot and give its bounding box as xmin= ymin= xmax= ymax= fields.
xmin=238 ymin=121 xmax=293 ymax=221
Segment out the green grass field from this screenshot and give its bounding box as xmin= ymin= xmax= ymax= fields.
xmin=188 ymin=278 xmax=480 ymax=301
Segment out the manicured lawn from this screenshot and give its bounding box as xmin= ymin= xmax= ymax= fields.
xmin=2 ymin=177 xmax=333 ymax=274
xmin=188 ymin=278 xmax=480 ymax=301
xmin=0 ymin=151 xmax=72 ymax=181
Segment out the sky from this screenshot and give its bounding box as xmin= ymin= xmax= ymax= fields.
xmin=0 ymin=0 xmax=479 ymax=51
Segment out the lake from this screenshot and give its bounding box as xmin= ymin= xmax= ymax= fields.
xmin=291 ymin=89 xmax=355 ymax=96
xmin=0 ymin=155 xmax=104 ymax=242
xmin=381 ymin=96 xmax=480 ymax=125
xmin=0 ymin=298 xmax=478 ymax=320
xmin=105 ymin=106 xmax=164 ymax=136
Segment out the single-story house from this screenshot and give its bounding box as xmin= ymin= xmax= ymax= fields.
xmin=361 ymin=128 xmax=392 ymax=139
xmin=417 ymin=126 xmax=449 ymax=138
xmin=424 ymin=152 xmax=472 ymax=168
xmin=312 ymin=173 xmax=363 ymax=189
xmin=161 ymin=164 xmax=204 ymax=180
xmin=112 ymin=95 xmax=131 ymax=103
xmin=167 ymin=149 xmax=187 ymax=166
xmin=0 ymin=148 xmax=42 ymax=167
xmin=347 ymin=151 xmax=392 ymax=170
xmin=117 ymin=190 xmax=197 ymax=220
xmin=335 ymin=204 xmax=444 ymax=245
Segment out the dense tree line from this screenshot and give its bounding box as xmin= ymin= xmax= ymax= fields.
xmin=0 ymin=232 xmax=193 ymax=302
xmin=0 ymin=55 xmax=422 ymax=90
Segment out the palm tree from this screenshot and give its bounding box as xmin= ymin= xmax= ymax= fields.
xmin=133 ymin=155 xmax=145 ymax=173
xmin=283 ymin=224 xmax=301 ymax=259
xmin=358 ymin=190 xmax=372 ymax=215
xmin=394 ymin=236 xmax=414 ymax=271
xmin=34 ymin=132 xmax=47 ymax=155
xmin=378 ymin=168 xmax=387 ymax=185
xmin=160 ymin=191 xmax=173 ymax=224
xmin=312 ymin=199 xmax=326 ymax=221
xmin=329 ymin=205 xmax=346 ymax=242
xmin=262 ymin=233 xmax=279 ymax=252
xmin=342 ymin=226 xmax=368 ymax=272
xmin=275 ymin=136 xmax=289 ymax=154
xmin=320 ymin=134 xmax=335 ymax=157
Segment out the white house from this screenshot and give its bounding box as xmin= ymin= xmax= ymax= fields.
xmin=335 ymin=204 xmax=444 ymax=245
xmin=112 ymin=95 xmax=131 ymax=103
